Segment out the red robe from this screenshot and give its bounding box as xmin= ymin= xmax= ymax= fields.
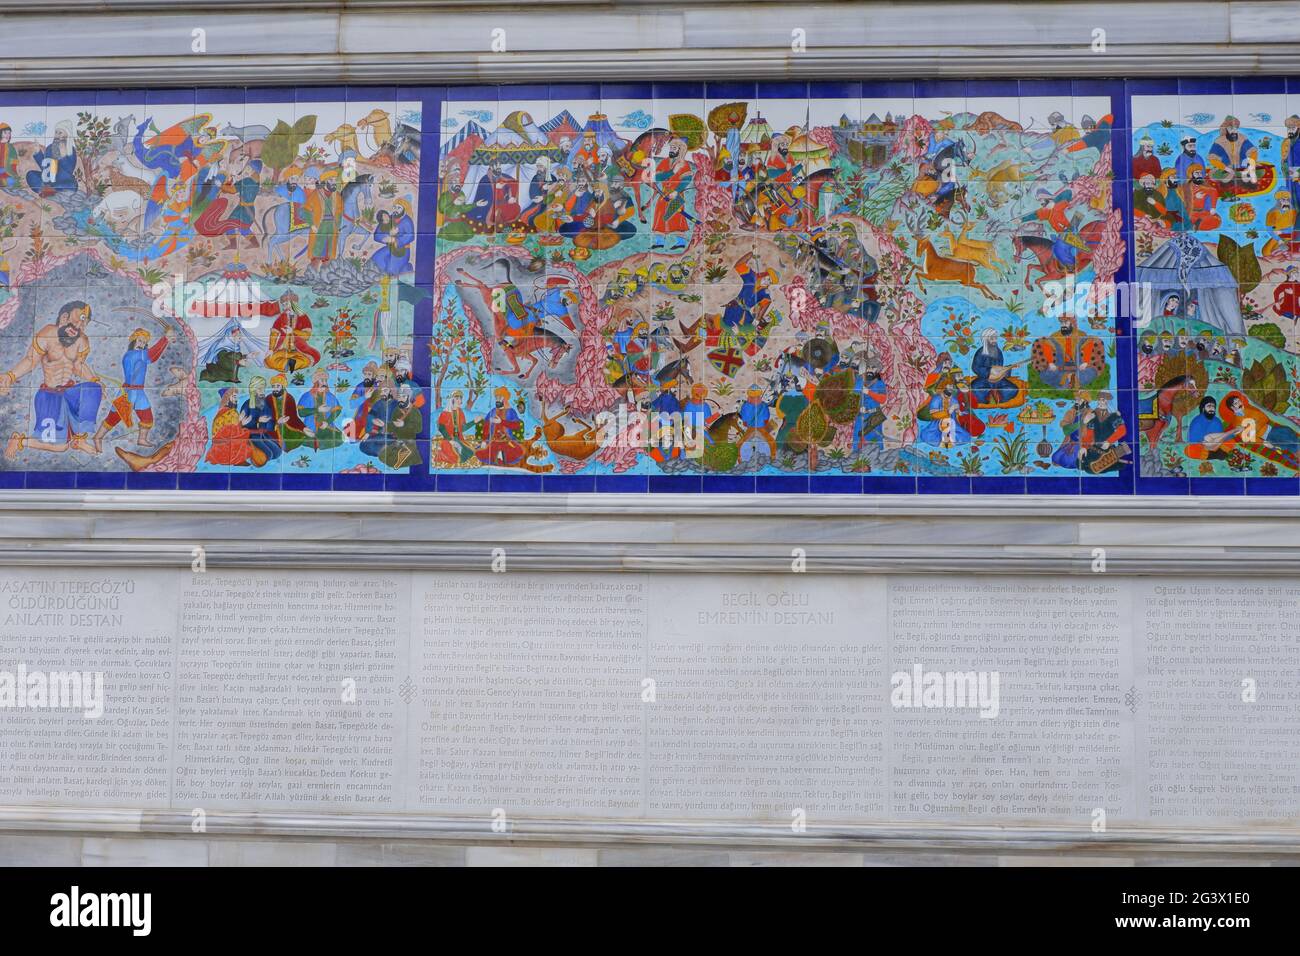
xmin=264 ymin=304 xmax=321 ymax=371
xmin=653 ymin=159 xmax=691 ymax=234
xmin=434 ymin=407 xmax=471 ymax=465
xmin=1132 ymin=153 xmax=1162 ymax=181
xmin=1274 ymin=281 xmax=1300 ymax=319
xmin=486 ymin=172 xmax=520 ymax=230
xmin=206 ymin=405 xmax=257 ymax=466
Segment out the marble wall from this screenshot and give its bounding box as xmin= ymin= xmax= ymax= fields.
xmin=1 ymin=563 xmax=1296 ymax=856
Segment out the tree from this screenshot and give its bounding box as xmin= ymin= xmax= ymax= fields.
xmin=74 ymin=111 xmax=112 ymax=191
xmin=1243 ymin=354 xmax=1291 ymax=415
xmin=429 ymin=297 xmax=486 ymax=409
xmin=261 ymin=115 xmax=318 ymax=180
xmin=1249 ymin=322 xmax=1286 ymax=351
xmin=1217 ymin=235 xmax=1262 ymax=296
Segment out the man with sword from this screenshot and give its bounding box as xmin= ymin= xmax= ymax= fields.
xmin=91 ymin=311 xmax=173 ymax=452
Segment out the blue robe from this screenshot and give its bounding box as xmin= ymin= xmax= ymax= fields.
xmin=1052 ymin=427 xmax=1083 ymax=469
xmin=1186 ymin=411 xmax=1223 ymax=444
xmin=120 ymin=342 xmax=161 ymax=413
xmin=1175 ymin=150 xmax=1207 ymax=180
xmin=650 ymin=390 xmax=679 ymax=433
xmin=682 ymin=399 xmax=712 ymax=445
xmin=33 ymin=381 xmax=100 ymax=441
xmin=1286 ymin=132 xmax=1300 ymax=211
xmin=526 ymin=288 xmax=574 ymax=327
xmin=133 ymin=120 xmax=191 ymax=179
xmin=26 ymin=143 xmax=78 ymax=193
xmin=970 ymin=345 xmax=1012 ymax=403
xmin=738 ymin=399 xmax=772 ymax=462
xmin=1209 ymin=135 xmax=1256 ymax=176
xmin=853 ymin=376 xmax=887 ymax=447
xmin=298 ymin=388 xmax=342 ymax=431
xmin=739 ymin=400 xmax=770 ymax=429
xmin=370 ymin=213 xmax=414 ymax=275
xmin=721 ymin=267 xmax=768 ymax=328
xmin=241 ymin=399 xmax=280 ymax=460
xmin=919 ymin=392 xmax=970 ymax=445
xmin=359 ymin=397 xmax=399 ymax=457
xmin=467 ymin=173 xmax=503 ymax=225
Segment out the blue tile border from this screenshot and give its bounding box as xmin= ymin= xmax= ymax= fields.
xmin=543 ymin=474 xmax=595 ymax=494
xmin=595 ymin=474 xmax=647 ymax=494
xmin=703 ymin=475 xmax=755 ymax=494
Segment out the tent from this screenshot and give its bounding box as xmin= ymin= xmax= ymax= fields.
xmin=1134 ymin=233 xmax=1245 ymax=336
xmin=740 ymin=115 xmax=773 ymax=154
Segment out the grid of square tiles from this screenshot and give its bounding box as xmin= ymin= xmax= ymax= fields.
xmin=2 ymin=80 xmax=1299 ymax=494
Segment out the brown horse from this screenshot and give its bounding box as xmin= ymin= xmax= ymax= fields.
xmin=1012 ymin=219 xmax=1106 ymax=290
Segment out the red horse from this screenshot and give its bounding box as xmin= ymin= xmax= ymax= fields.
xmin=455 ymin=268 xmax=572 ymax=377
xmin=1012 ymin=219 xmax=1107 ymax=290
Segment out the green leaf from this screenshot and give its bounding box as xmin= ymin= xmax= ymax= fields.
xmin=1217 ymin=235 xmax=1261 ymax=296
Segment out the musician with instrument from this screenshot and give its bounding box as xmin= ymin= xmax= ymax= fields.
xmin=1079 ymin=392 xmax=1128 ymax=474
xmin=970 ymin=328 xmax=1022 ymax=405
xmin=1186 ymin=390 xmax=1300 ymax=471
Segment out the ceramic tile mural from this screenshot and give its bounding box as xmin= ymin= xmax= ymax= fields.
xmin=433 ymin=82 xmax=1129 ymax=492
xmin=0 ymin=80 xmax=1296 ymax=493
xmin=0 ymin=91 xmax=423 ymax=488
xmin=1132 ymin=88 xmax=1300 ymax=485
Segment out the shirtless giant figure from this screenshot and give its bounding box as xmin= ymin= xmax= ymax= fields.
xmin=0 ymin=300 xmax=103 ymax=458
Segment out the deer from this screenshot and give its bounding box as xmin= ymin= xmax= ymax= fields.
xmin=912 ymin=235 xmax=1000 ymax=300
xmin=939 ymin=222 xmax=1009 ymax=275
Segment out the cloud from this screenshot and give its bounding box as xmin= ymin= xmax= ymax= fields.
xmin=619 ymin=110 xmax=653 ymax=131
xmin=460 ymin=109 xmax=493 ymax=124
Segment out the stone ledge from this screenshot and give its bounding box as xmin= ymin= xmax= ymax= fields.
xmin=1 ymin=491 xmax=1299 ymax=517
xmin=1 ymin=807 xmax=1297 ymax=854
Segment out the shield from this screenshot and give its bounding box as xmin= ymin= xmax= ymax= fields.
xmin=801 ymin=337 xmax=840 ymax=372
xmin=708 ymin=347 xmax=745 ymax=377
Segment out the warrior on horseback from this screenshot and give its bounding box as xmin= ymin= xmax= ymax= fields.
xmin=261 ymin=171 xmax=374 ymax=262
xmin=455 ymin=258 xmax=574 ymax=377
